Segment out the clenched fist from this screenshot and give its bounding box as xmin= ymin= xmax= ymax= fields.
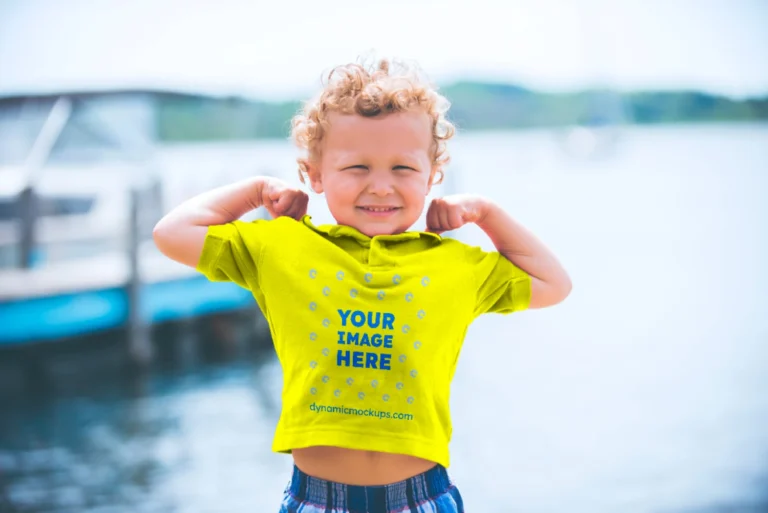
xmin=261 ymin=178 xmax=309 ymax=220
xmin=425 ymin=194 xmax=489 ymax=234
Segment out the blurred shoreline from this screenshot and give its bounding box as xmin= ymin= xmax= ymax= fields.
xmin=2 ymin=82 xmax=765 ymax=143
xmin=154 ymin=83 xmax=768 ymax=141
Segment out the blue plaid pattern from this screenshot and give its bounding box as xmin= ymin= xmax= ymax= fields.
xmin=279 ymin=464 xmax=464 ymax=513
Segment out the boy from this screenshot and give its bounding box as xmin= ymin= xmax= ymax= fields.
xmin=154 ymin=58 xmax=571 ymax=513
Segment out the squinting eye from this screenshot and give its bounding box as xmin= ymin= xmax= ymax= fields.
xmin=394 ymin=166 xmax=417 ymax=171
xmin=342 ymin=165 xmax=367 ymax=171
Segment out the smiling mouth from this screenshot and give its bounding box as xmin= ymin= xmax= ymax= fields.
xmin=357 ymin=206 xmax=402 ymax=213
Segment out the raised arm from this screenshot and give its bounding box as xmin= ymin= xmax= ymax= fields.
xmin=152 ymin=176 xmax=307 ymax=268
xmin=474 ymin=201 xmax=571 ymax=309
xmin=426 ymin=195 xmax=572 ymax=309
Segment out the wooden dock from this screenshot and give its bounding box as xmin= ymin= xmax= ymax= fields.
xmin=0 ymin=241 xmax=256 ymax=347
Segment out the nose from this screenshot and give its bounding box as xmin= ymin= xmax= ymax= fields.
xmin=366 ymin=170 xmax=395 ymax=196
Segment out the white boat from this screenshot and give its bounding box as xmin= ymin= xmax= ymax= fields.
xmin=0 ymin=91 xmax=259 ymax=350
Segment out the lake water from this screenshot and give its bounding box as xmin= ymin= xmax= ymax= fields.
xmin=1 ymin=124 xmax=767 ymax=513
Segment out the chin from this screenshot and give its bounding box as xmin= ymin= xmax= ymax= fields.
xmin=333 ymin=210 xmax=418 ymax=237
xmin=353 ymin=224 xmax=395 ymax=237
xmin=358 ymin=220 xmax=412 ymax=237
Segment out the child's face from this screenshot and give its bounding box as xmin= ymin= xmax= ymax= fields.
xmin=307 ymin=110 xmax=436 ymax=237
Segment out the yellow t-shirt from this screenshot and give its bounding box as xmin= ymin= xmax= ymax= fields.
xmin=196 ymin=215 xmax=531 ymax=467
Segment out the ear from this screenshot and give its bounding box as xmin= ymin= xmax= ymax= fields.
xmin=426 ymin=165 xmax=443 ymax=195
xmin=306 ymin=162 xmax=324 ymax=194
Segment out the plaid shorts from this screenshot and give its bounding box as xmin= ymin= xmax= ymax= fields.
xmin=279 ymin=463 xmax=464 ymax=513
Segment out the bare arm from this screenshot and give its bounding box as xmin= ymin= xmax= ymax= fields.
xmin=152 ymin=177 xmax=269 ymax=268
xmin=475 ymin=200 xmax=572 ymax=309
xmin=426 ymin=195 xmax=572 ymax=309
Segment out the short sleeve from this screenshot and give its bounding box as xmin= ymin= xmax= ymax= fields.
xmin=195 ymin=219 xmax=266 ymax=291
xmin=467 ymin=245 xmax=532 ymax=316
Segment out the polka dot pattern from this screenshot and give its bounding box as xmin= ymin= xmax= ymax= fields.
xmin=305 ymin=268 xmax=431 ymax=409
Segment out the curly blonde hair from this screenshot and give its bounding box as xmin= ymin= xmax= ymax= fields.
xmin=291 ymin=57 xmax=456 ymax=185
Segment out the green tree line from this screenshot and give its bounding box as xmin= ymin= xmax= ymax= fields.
xmin=156 ymin=82 xmax=768 ymax=141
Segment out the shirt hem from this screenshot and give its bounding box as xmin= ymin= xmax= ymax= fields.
xmin=272 ymin=428 xmax=451 ymax=468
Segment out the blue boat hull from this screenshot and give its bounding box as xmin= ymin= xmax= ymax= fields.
xmin=0 ymin=277 xmax=255 ymax=346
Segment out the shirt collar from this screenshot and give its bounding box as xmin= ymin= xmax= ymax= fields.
xmin=300 ymin=215 xmax=442 ymax=244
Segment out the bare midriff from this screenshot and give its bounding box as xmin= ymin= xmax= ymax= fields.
xmin=292 ymin=446 xmax=437 ymax=486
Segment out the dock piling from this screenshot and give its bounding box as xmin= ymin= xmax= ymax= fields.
xmin=127 ymin=186 xmax=152 ymax=367
xmin=17 ymin=186 xmax=37 ymax=269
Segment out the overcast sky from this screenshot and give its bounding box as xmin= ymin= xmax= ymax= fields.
xmin=1 ymin=0 xmax=766 ymax=100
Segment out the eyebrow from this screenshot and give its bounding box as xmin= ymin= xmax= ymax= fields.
xmin=333 ymin=154 xmax=424 ymax=166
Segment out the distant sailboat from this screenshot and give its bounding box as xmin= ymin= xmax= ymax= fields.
xmin=559 ymin=89 xmax=628 ymax=160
